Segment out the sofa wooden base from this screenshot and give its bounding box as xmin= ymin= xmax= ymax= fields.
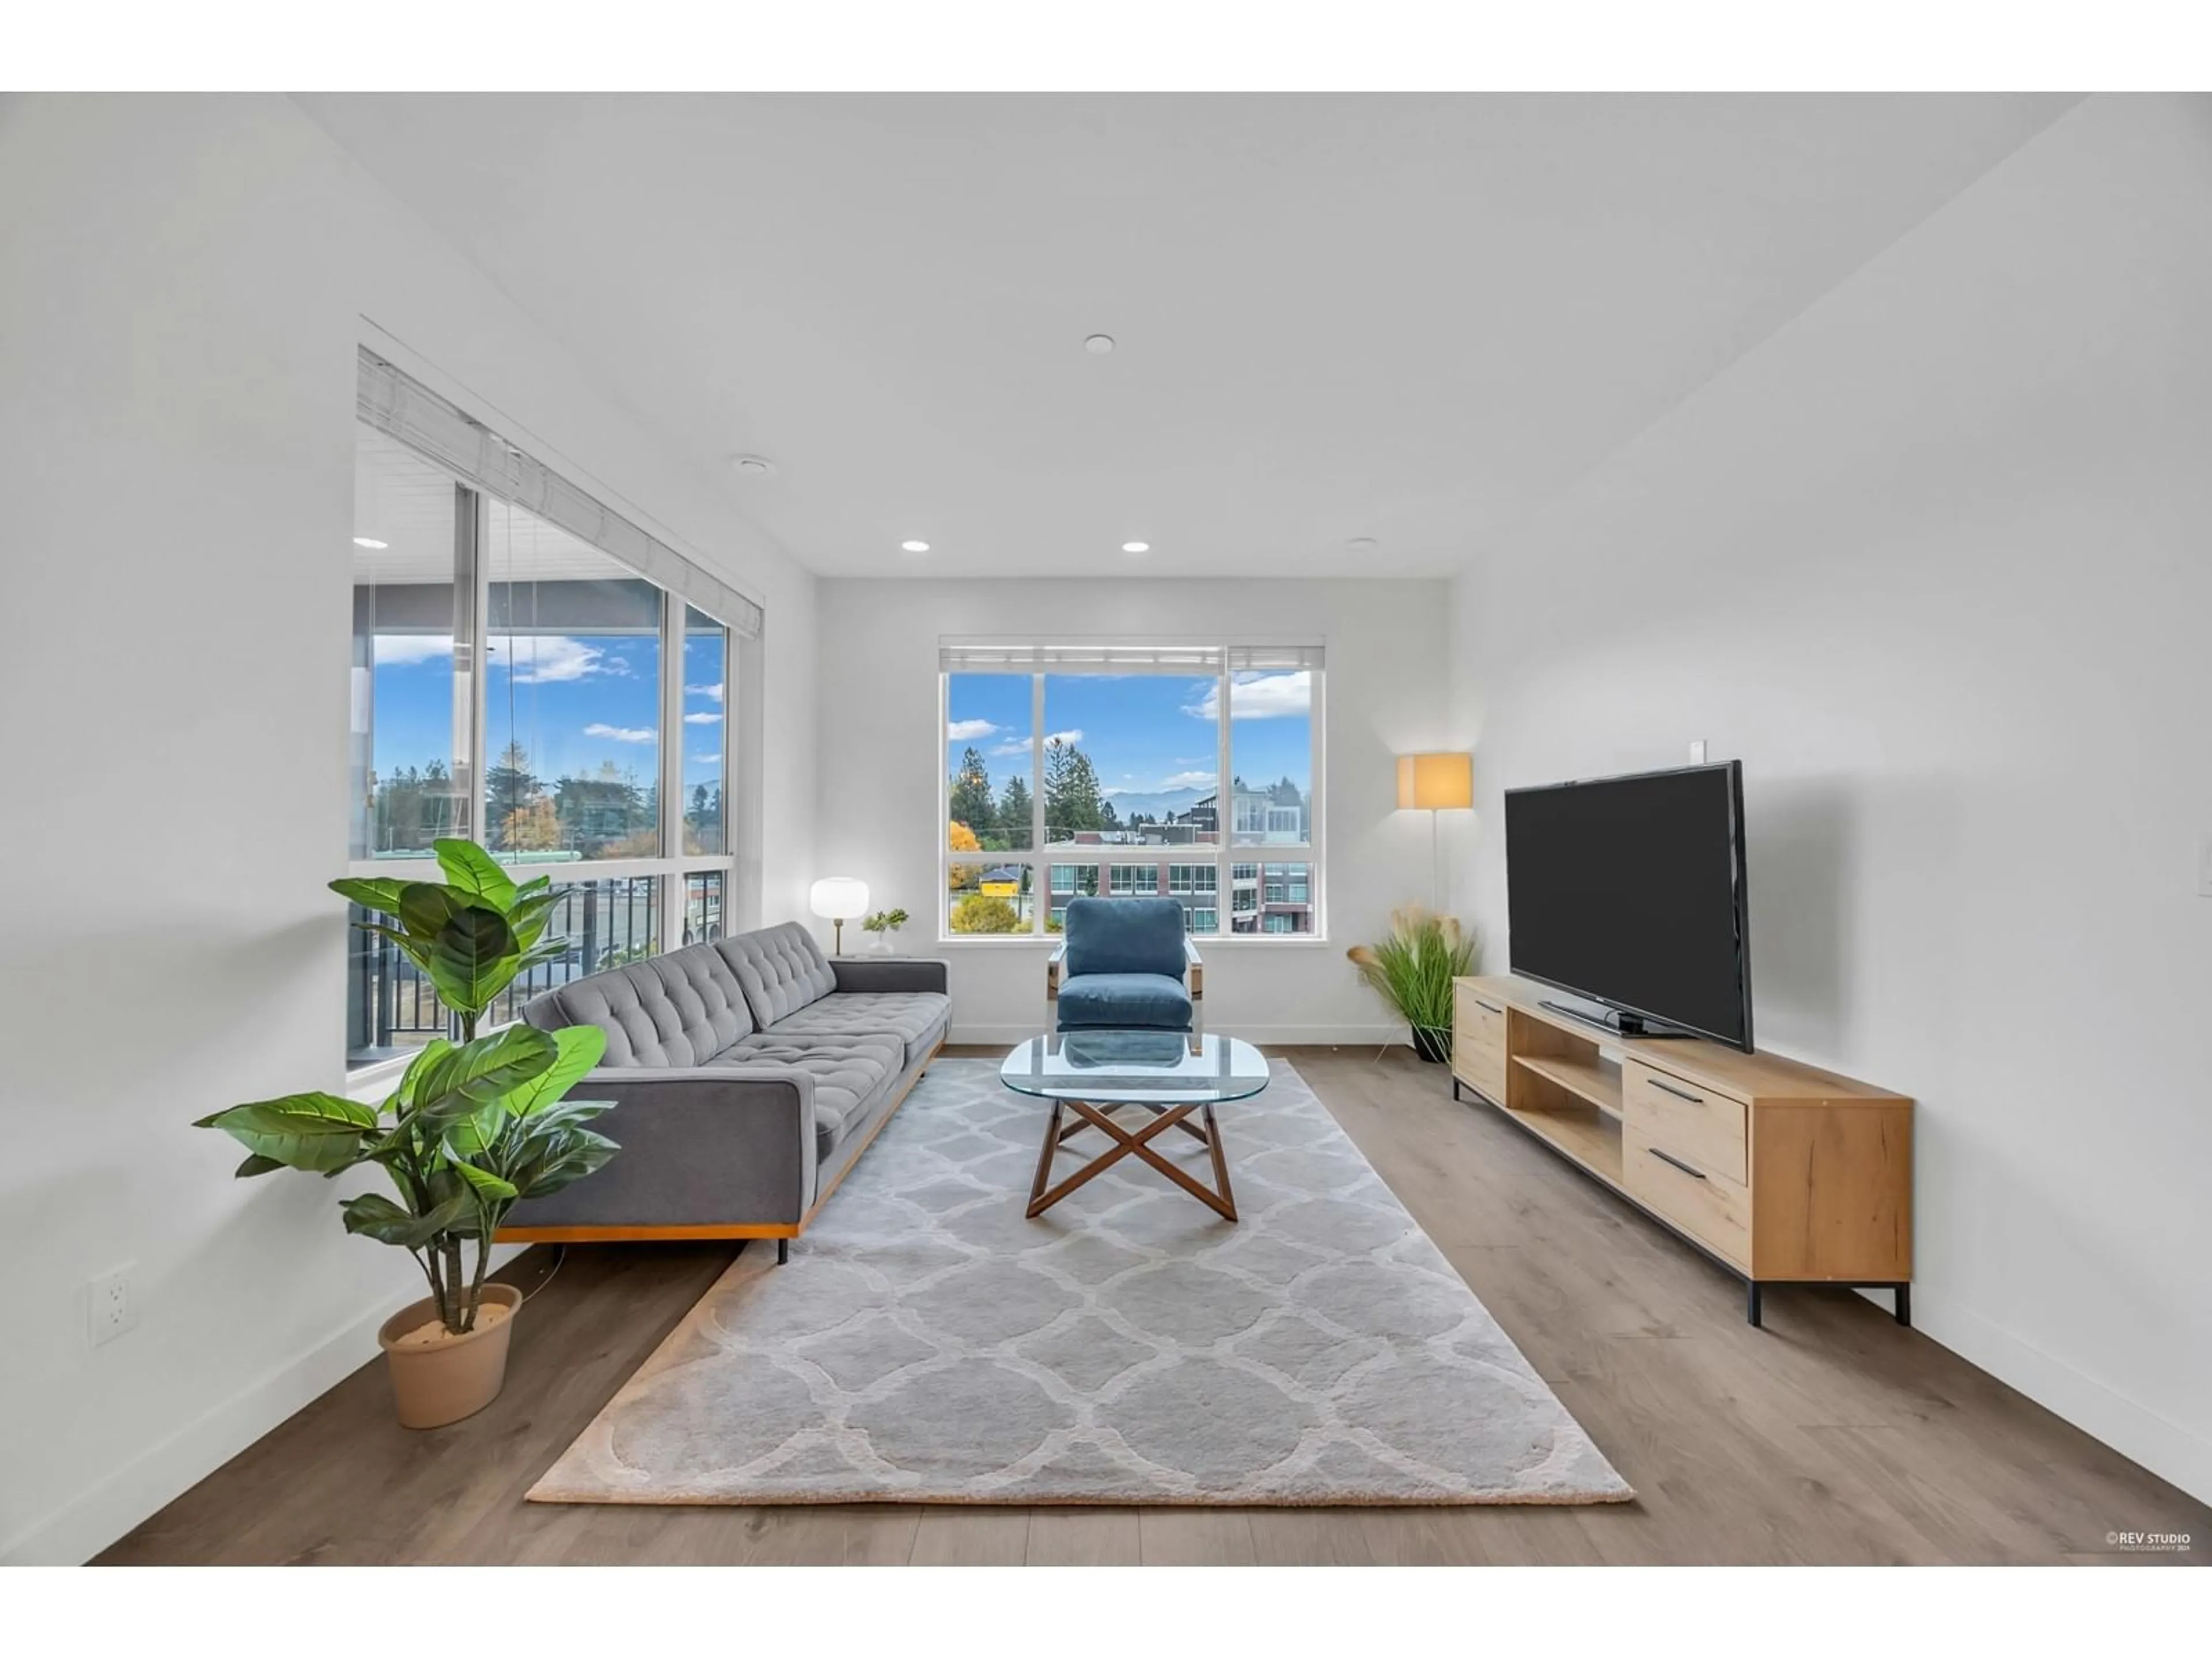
xmin=494 ymin=1038 xmax=944 ymax=1253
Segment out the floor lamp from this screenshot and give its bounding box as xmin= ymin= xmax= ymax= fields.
xmin=1397 ymin=753 xmax=1474 ymax=912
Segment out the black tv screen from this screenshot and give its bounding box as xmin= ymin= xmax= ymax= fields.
xmin=1503 ymin=762 xmax=1753 ymax=1050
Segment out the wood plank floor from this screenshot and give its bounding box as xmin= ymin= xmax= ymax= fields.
xmin=99 ymin=1046 xmax=2209 ymax=1566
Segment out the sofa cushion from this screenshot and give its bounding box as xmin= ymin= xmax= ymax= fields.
xmin=764 ymin=990 xmax=950 ymax=1069
xmin=721 ymin=1031 xmax=905 ymax=1163
xmin=1062 ymin=896 xmax=1188 ymax=980
xmin=718 ymin=923 xmax=839 ymax=1028
xmin=520 ymin=942 xmax=755 ymax=1067
xmin=1055 ymin=971 xmax=1194 ymax=1031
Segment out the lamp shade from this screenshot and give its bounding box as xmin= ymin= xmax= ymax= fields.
xmin=1397 ymin=752 xmax=1474 ymax=811
xmin=808 ymin=876 xmax=870 ymax=921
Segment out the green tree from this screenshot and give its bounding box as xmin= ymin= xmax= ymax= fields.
xmin=948 ymin=745 xmax=995 ymax=846
xmin=997 ymin=774 xmax=1033 ymax=846
xmin=484 ymin=742 xmax=541 ymax=849
xmin=1044 ymin=738 xmax=1104 ymax=839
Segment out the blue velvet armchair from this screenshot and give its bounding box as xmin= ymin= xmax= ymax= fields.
xmin=1046 ymin=897 xmax=1205 ymax=1035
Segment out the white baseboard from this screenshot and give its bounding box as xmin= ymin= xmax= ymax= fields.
xmin=1 ymin=1243 xmax=524 ymax=1566
xmin=1901 ymin=1286 xmax=2212 ymax=1506
xmin=950 ymin=1024 xmax=1408 ymax=1048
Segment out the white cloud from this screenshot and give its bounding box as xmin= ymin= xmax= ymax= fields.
xmin=687 ymin=681 xmax=724 ymax=703
xmin=683 ymin=710 xmax=724 ymax=725
xmin=498 ymin=635 xmax=607 ymax=684
xmin=373 ymin=634 xmax=453 ymax=666
xmin=688 ymin=753 xmax=723 ymax=767
xmin=584 ymin=722 xmax=656 ymax=744
xmin=947 ymin=718 xmax=999 ymax=741
xmin=1181 ymin=671 xmax=1310 ymax=722
xmin=987 ymin=728 xmax=1082 ymax=757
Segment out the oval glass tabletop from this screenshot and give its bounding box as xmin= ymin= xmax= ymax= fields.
xmin=999 ymin=1031 xmax=1272 ymax=1105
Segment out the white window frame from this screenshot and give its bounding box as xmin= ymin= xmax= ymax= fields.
xmin=937 ymin=639 xmax=1325 ymax=943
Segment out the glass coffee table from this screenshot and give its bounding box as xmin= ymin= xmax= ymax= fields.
xmin=999 ymin=1030 xmax=1272 ymax=1222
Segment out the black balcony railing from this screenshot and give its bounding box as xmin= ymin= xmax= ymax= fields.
xmin=346 ymin=876 xmax=671 ymax=1064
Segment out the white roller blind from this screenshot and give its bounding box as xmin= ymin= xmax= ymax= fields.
xmin=357 ymin=349 xmax=763 ymax=640
xmin=940 ymin=641 xmax=1323 ymax=674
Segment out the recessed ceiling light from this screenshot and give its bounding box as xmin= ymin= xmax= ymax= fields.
xmin=900 ymin=539 xmax=930 ymax=553
xmin=1084 ymin=334 xmax=1116 ymax=355
xmin=1347 ymin=536 xmax=1378 ymax=552
xmin=1121 ymin=541 xmax=1150 ymax=554
xmin=353 ymin=537 xmax=388 ymax=550
xmin=731 ymin=454 xmax=775 ymax=476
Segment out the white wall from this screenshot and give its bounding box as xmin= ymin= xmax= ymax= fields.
xmin=0 ymin=93 xmax=817 ymax=1563
xmin=816 ymin=578 xmax=1456 ymax=1042
xmin=1445 ymin=92 xmax=2212 ymax=1502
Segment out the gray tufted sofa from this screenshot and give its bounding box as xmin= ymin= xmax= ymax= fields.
xmin=495 ymin=921 xmax=949 ymax=1260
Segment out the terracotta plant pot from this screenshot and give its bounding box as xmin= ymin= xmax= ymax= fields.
xmin=376 ymin=1282 xmax=522 ymax=1429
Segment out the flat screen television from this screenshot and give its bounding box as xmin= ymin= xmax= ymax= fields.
xmin=1503 ymin=761 xmax=1753 ymax=1051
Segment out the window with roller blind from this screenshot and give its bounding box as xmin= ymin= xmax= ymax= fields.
xmin=346 ymin=349 xmax=759 ymax=1072
xmin=939 ymin=641 xmax=1324 ymax=940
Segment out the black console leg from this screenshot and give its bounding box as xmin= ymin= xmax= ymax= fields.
xmin=1451 ymin=1078 xmax=1461 ymax=1101
xmin=777 ymin=1238 xmax=790 ymax=1266
xmin=1893 ymin=1283 xmax=1910 ymax=1327
xmin=1745 ymin=1281 xmax=1762 ymax=1328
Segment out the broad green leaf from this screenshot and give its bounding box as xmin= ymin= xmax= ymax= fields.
xmin=234 ymin=1153 xmax=285 ymax=1178
xmin=411 ymin=1027 xmax=556 ymax=1131
xmin=434 ymin=839 xmax=517 ymax=910
xmin=196 ymin=1093 xmax=377 ymax=1173
xmin=513 ymin=1127 xmax=620 ymax=1199
xmin=505 ymin=889 xmax=562 ymax=953
xmin=502 ymin=1025 xmax=606 ymax=1119
xmin=443 ymin=1099 xmax=509 ymax=1161
xmin=329 ymin=877 xmax=411 ymax=916
xmin=450 ymin=1160 xmax=518 ymax=1201
xmin=396 ymin=880 xmax=470 ymax=941
xmin=425 ymin=905 xmax=521 ymax=1017
xmin=340 ymin=1191 xmax=472 ymax=1248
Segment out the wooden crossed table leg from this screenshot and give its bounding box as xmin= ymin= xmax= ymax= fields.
xmin=1026 ymin=1097 xmax=1238 ymax=1222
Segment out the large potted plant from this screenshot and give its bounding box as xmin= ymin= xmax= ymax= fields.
xmin=196 ymin=841 xmax=619 ymax=1427
xmin=1348 ymin=905 xmax=1478 ymax=1063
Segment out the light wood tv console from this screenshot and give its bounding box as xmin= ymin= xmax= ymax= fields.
xmin=1450 ymin=976 xmax=1913 ymax=1327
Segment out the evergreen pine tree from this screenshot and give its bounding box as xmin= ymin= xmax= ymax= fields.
xmin=997 ymin=774 xmax=1034 ymax=846
xmin=948 ymin=745 xmax=996 ymax=842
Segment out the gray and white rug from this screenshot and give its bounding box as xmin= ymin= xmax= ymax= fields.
xmin=529 ymin=1058 xmax=1631 ymax=1507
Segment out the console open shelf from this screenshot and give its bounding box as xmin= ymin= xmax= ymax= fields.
xmin=1510 ymin=1049 xmax=1623 ymax=1118
xmin=1502 ymin=1099 xmax=1623 ymax=1185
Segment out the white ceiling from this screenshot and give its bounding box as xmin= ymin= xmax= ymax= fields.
xmin=303 ymin=93 xmax=2081 ymax=579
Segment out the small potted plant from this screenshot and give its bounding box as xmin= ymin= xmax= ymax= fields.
xmin=859 ymin=906 xmax=910 ymax=955
xmin=1348 ymin=904 xmax=1478 ymax=1063
xmin=195 ymin=841 xmax=619 ymax=1428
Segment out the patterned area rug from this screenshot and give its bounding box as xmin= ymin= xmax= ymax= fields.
xmin=529 ymin=1058 xmax=1631 ymax=1507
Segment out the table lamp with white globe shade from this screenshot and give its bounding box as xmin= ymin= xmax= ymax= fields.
xmin=809 ymin=876 xmax=869 ymax=955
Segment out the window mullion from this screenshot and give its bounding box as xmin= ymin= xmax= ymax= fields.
xmin=1215 ymin=650 xmax=1232 ymax=933
xmin=1030 ymin=672 xmax=1046 ymax=934
xmin=659 ymin=588 xmax=683 ymax=859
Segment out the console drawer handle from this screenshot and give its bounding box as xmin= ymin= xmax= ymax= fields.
xmin=1475 ymin=999 xmax=1502 ymax=1014
xmin=1648 ymin=1147 xmax=1708 ymax=1181
xmin=1647 ymin=1078 xmax=1704 ymax=1105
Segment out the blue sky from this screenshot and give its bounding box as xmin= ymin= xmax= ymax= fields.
xmin=945 ymin=672 xmax=1312 ymax=804
xmin=370 ymin=630 xmax=726 ymax=794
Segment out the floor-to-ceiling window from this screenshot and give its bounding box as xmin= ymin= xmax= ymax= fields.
xmin=346 ymin=352 xmax=756 ymax=1071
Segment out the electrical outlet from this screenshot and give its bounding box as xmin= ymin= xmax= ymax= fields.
xmin=1689 ymin=740 xmax=1709 ymax=765
xmin=89 ymin=1264 xmax=137 ymax=1347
